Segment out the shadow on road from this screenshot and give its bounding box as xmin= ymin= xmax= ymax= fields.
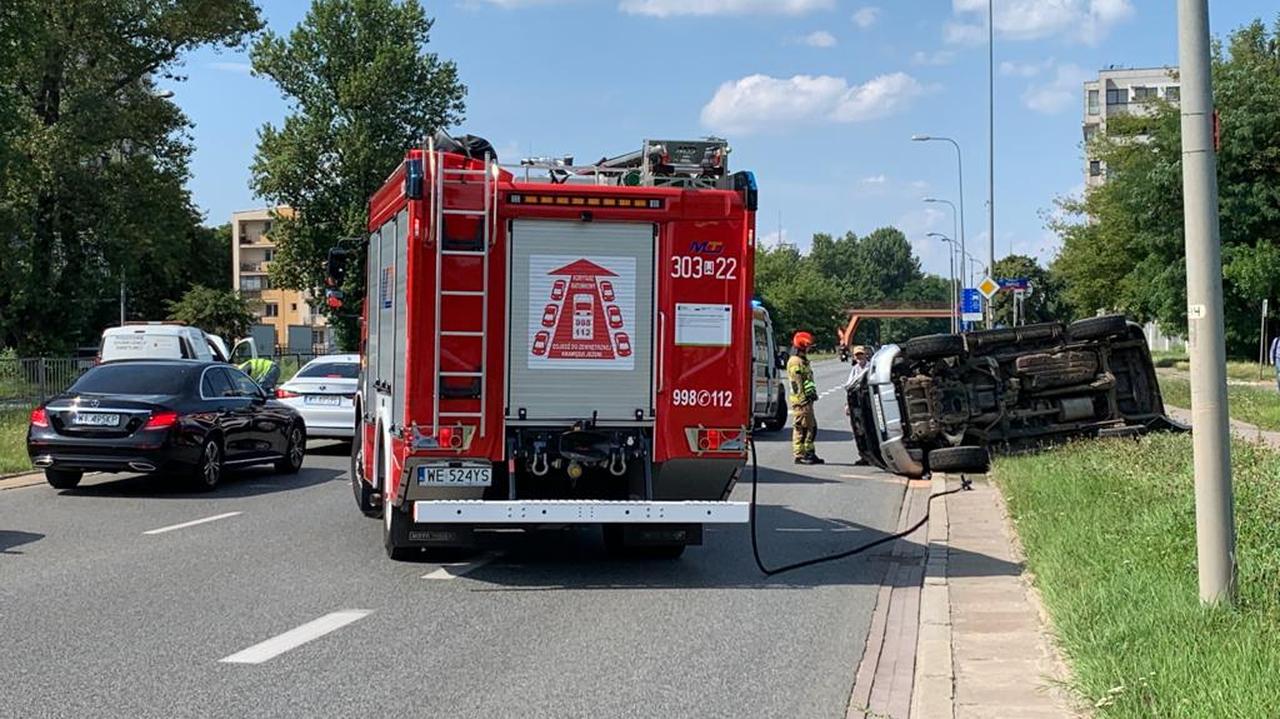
xmin=0 ymin=530 xmax=44 ymax=554
xmin=55 ymin=465 xmax=344 ymax=500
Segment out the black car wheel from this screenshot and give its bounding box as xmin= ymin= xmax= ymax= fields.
xmin=351 ymin=432 xmax=380 ymax=518
xmin=902 ymin=333 xmax=965 ymax=361
xmin=383 ymin=498 xmax=416 ymax=561
xmin=44 ymin=468 xmax=83 ymax=490
xmin=1068 ymin=314 xmax=1129 ymax=341
xmin=192 ymin=438 xmax=223 ymax=491
xmin=275 ymin=423 xmax=306 ymax=474
xmin=762 ymin=388 xmax=787 ymax=432
xmin=928 ymin=446 xmax=990 ymax=474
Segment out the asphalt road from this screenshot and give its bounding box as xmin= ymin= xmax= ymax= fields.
xmin=0 ymin=359 xmax=907 ymax=719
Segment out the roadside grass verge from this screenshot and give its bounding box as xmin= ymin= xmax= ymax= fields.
xmin=1151 ymin=351 xmax=1265 ymax=382
xmin=1158 ymin=374 xmax=1280 ymax=431
xmin=0 ymin=410 xmax=32 ymax=475
xmin=995 ymin=434 xmax=1280 ymax=718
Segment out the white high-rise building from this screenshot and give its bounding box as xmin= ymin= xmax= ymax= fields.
xmin=1082 ymin=66 xmax=1180 ymax=188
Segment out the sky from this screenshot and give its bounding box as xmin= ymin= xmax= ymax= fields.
xmin=170 ymin=0 xmax=1277 ymax=284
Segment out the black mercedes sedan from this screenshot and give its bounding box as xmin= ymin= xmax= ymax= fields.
xmin=27 ymin=360 xmax=306 ymax=491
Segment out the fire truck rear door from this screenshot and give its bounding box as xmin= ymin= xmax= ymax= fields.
xmin=507 ymin=219 xmax=655 ymax=423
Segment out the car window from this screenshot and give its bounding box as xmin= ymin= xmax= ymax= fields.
xmin=202 ymin=368 xmax=236 ymax=398
xmin=71 ymin=364 xmax=196 ymax=395
xmin=297 ymin=362 xmax=359 ymax=379
xmin=226 ymin=368 xmax=263 ymax=397
xmin=230 ymin=342 xmax=255 ymax=365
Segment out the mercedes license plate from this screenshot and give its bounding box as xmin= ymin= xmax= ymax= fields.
xmin=304 ymin=395 xmax=342 ymax=406
xmin=419 ymin=465 xmax=492 ymax=487
xmin=73 ymin=412 xmax=120 ymax=427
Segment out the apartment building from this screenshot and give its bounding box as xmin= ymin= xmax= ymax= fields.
xmin=1082 ymin=66 xmax=1180 ymax=187
xmin=230 ymin=207 xmax=331 ymax=353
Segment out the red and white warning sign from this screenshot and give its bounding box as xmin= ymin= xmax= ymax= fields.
xmin=528 ymin=254 xmax=635 ymax=371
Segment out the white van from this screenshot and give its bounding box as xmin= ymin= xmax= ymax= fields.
xmin=98 ymin=324 xmax=258 ymax=364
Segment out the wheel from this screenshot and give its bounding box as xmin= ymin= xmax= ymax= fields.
xmin=901 ymin=333 xmax=965 ymax=360
xmin=1068 ymin=314 xmax=1128 ymax=341
xmin=44 ymin=468 xmax=82 ymax=490
xmin=928 ymin=446 xmax=990 ymax=474
xmin=274 ymin=422 xmax=306 ymax=474
xmin=383 ymin=498 xmax=417 ymax=561
xmin=191 ymin=437 xmax=223 ymax=491
xmin=351 ymin=431 xmax=380 ymax=518
xmin=762 ymin=389 xmax=787 ymax=432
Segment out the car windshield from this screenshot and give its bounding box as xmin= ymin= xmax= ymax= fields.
xmin=70 ymin=363 xmax=196 ymax=395
xmin=297 ymin=361 xmax=359 ymax=379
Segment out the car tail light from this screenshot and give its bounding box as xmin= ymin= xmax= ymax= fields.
xmin=276 ymin=388 xmax=300 ymax=398
xmin=410 ymin=424 xmax=471 ymax=451
xmin=438 ymin=427 xmax=464 ymax=449
xmin=30 ymin=407 xmax=49 ymax=428
xmin=144 ymin=411 xmax=180 ymax=430
xmin=686 ymin=427 xmax=746 ymax=454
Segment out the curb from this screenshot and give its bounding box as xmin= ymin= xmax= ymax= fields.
xmin=910 ymin=472 xmax=954 ymax=719
xmin=0 ymin=471 xmax=45 ymax=491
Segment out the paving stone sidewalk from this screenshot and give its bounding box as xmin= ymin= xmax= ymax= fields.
xmin=1166 ymin=405 xmax=1280 ymax=450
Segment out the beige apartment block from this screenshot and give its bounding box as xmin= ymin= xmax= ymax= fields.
xmin=1082 ymin=65 xmax=1180 ymax=188
xmin=230 ymin=207 xmax=330 ymax=353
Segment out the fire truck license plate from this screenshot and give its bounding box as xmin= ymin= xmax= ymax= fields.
xmin=419 ymin=465 xmax=492 ymax=487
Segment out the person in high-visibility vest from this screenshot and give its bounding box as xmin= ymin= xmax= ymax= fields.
xmin=787 ymin=331 xmax=824 ymax=465
xmin=239 ymin=356 xmax=280 ymax=391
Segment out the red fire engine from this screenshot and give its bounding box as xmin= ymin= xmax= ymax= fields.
xmin=331 ymin=134 xmax=758 ymax=560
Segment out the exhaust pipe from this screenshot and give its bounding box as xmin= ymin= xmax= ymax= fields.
xmin=33 ymin=456 xmax=53 ymax=468
xmin=128 ymin=461 xmax=157 ymax=472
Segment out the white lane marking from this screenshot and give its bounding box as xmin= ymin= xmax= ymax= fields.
xmin=421 ymin=553 xmax=498 ymax=580
xmin=142 ymin=511 xmax=242 ymax=535
xmin=219 ymin=610 xmax=373 ymax=664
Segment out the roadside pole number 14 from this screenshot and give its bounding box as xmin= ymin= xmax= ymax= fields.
xmin=671 ymin=256 xmax=737 ymax=280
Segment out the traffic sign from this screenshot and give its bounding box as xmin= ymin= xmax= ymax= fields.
xmin=977 ymin=276 xmax=1000 ymax=300
xmin=998 ymin=277 xmax=1031 ymax=292
xmin=961 ymin=288 xmax=983 ymax=322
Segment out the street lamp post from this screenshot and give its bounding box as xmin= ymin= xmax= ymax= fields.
xmin=929 ymin=232 xmax=958 ymax=333
xmin=924 ymin=196 xmax=959 ymax=278
xmin=912 ymin=135 xmax=968 ymax=312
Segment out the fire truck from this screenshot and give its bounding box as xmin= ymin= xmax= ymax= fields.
xmin=331 ymin=134 xmax=758 ymax=560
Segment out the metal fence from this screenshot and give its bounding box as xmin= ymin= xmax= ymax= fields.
xmin=0 ymin=358 xmax=93 ymax=410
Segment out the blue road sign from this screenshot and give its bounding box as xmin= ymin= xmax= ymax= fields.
xmin=961 ymin=288 xmax=983 ymax=322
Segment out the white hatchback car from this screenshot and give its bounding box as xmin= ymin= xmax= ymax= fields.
xmin=274 ymin=354 xmax=359 ymax=440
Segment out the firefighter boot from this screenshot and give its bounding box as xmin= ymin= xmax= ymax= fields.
xmin=795 ymin=455 xmax=817 ymax=465
xmin=806 ymin=451 xmax=826 ymax=465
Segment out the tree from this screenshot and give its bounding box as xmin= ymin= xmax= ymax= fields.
xmin=167 ymin=286 xmax=258 ymax=341
xmin=989 ymin=255 xmax=1065 ymax=326
xmin=1052 ymin=18 xmax=1280 ymax=356
xmin=250 ymin=0 xmax=467 ymax=349
xmin=0 ymin=1 xmax=261 ymax=353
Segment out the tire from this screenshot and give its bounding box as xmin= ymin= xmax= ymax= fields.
xmin=351 ymin=429 xmax=380 ymax=518
xmin=44 ymin=468 xmax=82 ymax=490
xmin=274 ymin=422 xmax=306 ymax=474
xmin=1068 ymin=314 xmax=1128 ymax=341
xmin=383 ymin=498 xmax=417 ymax=561
xmin=928 ymin=446 xmax=990 ymax=474
xmin=902 ymin=333 xmax=965 ymax=360
xmin=762 ymin=389 xmax=787 ymax=432
xmin=191 ymin=437 xmax=223 ymax=492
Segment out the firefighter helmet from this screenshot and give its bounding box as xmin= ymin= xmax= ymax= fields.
xmin=792 ymin=331 xmax=815 ymax=349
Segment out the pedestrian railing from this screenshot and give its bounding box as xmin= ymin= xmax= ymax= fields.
xmin=0 ymin=358 xmax=92 ymax=410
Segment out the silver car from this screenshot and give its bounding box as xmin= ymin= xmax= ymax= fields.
xmin=274 ymin=354 xmax=359 ymax=440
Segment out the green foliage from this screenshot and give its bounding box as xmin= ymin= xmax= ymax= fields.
xmin=996 ymin=435 xmax=1280 ymax=717
xmin=989 ymin=254 xmax=1066 ymax=326
xmin=1053 ymin=19 xmax=1280 ymax=357
xmin=0 ymin=0 xmax=261 ymax=353
xmin=0 ymin=410 xmax=31 ymax=475
xmin=249 ymin=0 xmax=466 ymax=350
xmin=166 ymin=285 xmax=258 ymax=341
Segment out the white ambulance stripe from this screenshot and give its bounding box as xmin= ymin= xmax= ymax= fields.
xmin=421 ymin=553 xmax=497 ymax=580
xmin=219 ymin=610 xmax=373 ymax=664
xmin=142 ymin=512 xmax=241 ymax=535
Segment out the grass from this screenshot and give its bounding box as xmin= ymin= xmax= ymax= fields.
xmin=1159 ymin=374 xmax=1280 ymax=431
xmin=995 ymin=434 xmax=1280 ymax=718
xmin=0 ymin=410 xmax=32 ymax=475
xmin=1150 ymin=351 xmax=1266 ymax=383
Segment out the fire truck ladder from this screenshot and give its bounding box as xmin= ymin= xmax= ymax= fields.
xmin=428 ymin=137 xmax=499 ymax=437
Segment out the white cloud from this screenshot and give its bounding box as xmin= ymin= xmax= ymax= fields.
xmin=910 ymin=180 xmax=930 ymax=191
xmin=207 ymin=61 xmax=252 ymax=74
xmin=1000 ymin=58 xmax=1054 ymax=77
xmin=911 ymin=50 xmax=956 ymax=66
xmin=759 ymin=228 xmax=791 ymax=248
xmin=1021 ymin=62 xmax=1092 ymax=114
xmin=795 ymin=30 xmax=837 ymax=47
xmin=700 ymin=72 xmax=924 ymax=134
xmin=861 ymin=174 xmax=887 ymax=185
xmin=620 ymin=0 xmax=833 ymax=17
xmin=851 ymin=6 xmax=880 ymax=29
xmin=948 ymin=0 xmax=1135 ymax=45
xmin=465 ymin=0 xmax=571 ymax=6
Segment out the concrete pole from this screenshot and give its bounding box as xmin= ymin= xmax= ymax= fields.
xmin=986 ymin=0 xmax=995 ymax=329
xmin=1178 ymin=0 xmax=1236 ymax=606
xmin=1259 ymin=299 xmax=1268 ymax=379
xmin=119 ymin=280 xmax=125 ymax=326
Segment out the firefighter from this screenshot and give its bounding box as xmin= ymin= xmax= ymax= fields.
xmin=239 ymin=356 xmax=281 ymax=391
xmin=787 ymin=331 xmax=824 ymax=465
